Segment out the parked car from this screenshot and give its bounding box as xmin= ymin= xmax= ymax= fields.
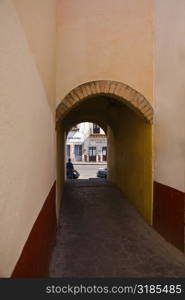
xmin=97 ymin=167 xmax=108 ymax=179
xmin=72 ymin=169 xmax=80 ymax=179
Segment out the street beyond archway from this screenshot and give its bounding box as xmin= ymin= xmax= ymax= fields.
xmin=73 ymin=163 xmax=107 ymax=179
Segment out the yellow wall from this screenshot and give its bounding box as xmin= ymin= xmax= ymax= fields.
xmin=108 ymin=106 xmax=153 ymax=223
xmin=107 ymin=126 xmax=116 ymax=183
xmin=56 ymin=0 xmax=153 ymax=105
xmin=0 ymin=0 xmax=56 ymax=277
xmin=154 ymin=0 xmax=185 ymax=192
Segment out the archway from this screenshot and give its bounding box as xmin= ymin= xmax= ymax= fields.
xmin=56 ymin=80 xmax=153 ymax=224
xmin=56 ymin=80 xmax=153 ymax=123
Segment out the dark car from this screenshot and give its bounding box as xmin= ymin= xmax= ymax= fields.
xmin=72 ymin=169 xmax=80 ymax=179
xmin=97 ymin=167 xmax=108 ymax=179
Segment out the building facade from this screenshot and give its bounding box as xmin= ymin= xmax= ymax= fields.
xmin=66 ymin=123 xmax=107 ymax=163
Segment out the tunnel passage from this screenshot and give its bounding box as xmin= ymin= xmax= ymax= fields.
xmin=56 ymin=80 xmax=153 ymax=223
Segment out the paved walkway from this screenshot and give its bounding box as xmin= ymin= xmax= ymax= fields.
xmin=49 ymin=179 xmax=185 ymax=277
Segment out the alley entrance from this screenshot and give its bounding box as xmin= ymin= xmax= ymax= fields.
xmin=56 ymin=80 xmax=153 ymax=223
xmin=49 ymin=180 xmax=185 ymax=277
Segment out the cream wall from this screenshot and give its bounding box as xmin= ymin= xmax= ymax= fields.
xmin=56 ymin=0 xmax=153 ymax=105
xmin=154 ymin=0 xmax=185 ymax=192
xmin=0 ymin=0 xmax=56 ymax=277
xmin=14 ymin=0 xmax=57 ymax=114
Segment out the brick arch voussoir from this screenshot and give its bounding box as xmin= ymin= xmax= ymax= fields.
xmin=56 ymin=80 xmax=153 ymax=123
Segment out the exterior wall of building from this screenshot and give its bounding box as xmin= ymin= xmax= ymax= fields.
xmin=153 ymin=0 xmax=185 ymax=251
xmin=56 ymin=0 xmax=154 ymax=225
xmin=13 ymin=0 xmax=57 ymax=114
xmin=0 ymin=0 xmax=56 ymax=277
xmin=66 ymin=123 xmax=89 ymax=161
xmin=154 ymin=0 xmax=185 ymax=193
xmin=55 ymin=0 xmax=154 ymax=225
xmin=2 ymin=0 xmax=184 ymax=278
xmin=66 ymin=123 xmax=107 ymax=163
xmin=83 ymin=135 xmax=107 ymax=163
xmin=56 ymin=0 xmax=153 ymax=106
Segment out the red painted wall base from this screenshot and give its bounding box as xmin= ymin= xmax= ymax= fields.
xmin=12 ymin=182 xmax=56 ymax=277
xmin=153 ymin=181 xmax=184 ymax=252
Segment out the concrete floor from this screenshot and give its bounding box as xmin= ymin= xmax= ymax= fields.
xmin=49 ymin=179 xmax=185 ymax=277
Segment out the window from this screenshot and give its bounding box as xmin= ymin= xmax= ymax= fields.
xmin=89 ymin=146 xmax=97 ymax=162
xmin=71 ymin=125 xmax=79 ymax=131
xmin=66 ymin=145 xmax=70 ymax=159
xmin=102 ymin=146 xmax=107 ymax=161
xmin=93 ymin=124 xmax=100 ymax=134
xmin=74 ymin=145 xmax=82 ymax=161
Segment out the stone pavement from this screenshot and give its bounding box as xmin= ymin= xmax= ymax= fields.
xmin=49 ymin=179 xmax=185 ymax=277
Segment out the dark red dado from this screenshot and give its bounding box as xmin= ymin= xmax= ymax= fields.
xmin=12 ymin=182 xmax=57 ymax=277
xmin=153 ymin=181 xmax=185 ymax=252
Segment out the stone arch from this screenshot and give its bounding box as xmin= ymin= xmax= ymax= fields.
xmin=56 ymin=80 xmax=153 ymax=123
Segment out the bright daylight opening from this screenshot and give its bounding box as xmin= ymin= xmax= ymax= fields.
xmin=65 ymin=122 xmax=107 ymax=180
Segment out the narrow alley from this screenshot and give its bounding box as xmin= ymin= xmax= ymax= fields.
xmin=49 ymin=180 xmax=185 ymax=277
